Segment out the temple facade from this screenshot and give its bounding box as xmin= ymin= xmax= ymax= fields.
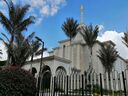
xmin=23 ymin=5 xmax=128 ymax=79
xmin=23 ymin=25 xmax=128 ymax=78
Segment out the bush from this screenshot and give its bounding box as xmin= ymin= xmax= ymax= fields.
xmin=0 ymin=66 xmax=36 ymax=96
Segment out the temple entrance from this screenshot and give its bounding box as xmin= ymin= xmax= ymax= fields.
xmin=41 ymin=65 xmax=51 ymax=90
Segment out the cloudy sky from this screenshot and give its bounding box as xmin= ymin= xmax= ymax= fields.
xmin=0 ymin=0 xmax=128 ymax=60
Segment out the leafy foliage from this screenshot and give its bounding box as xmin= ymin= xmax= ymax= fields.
xmin=0 ymin=0 xmax=41 ymax=66
xmin=61 ymin=18 xmax=79 ymax=41
xmin=97 ymin=43 xmax=118 ymax=91
xmin=81 ymin=24 xmax=99 ymax=54
xmin=0 ymin=0 xmax=34 ymax=34
xmin=0 ymin=60 xmax=6 ymax=66
xmin=122 ymin=32 xmax=128 ymax=47
xmin=0 ymin=66 xmax=36 ymax=96
xmin=97 ymin=44 xmax=118 ymax=73
xmin=0 ymin=32 xmax=41 ymax=67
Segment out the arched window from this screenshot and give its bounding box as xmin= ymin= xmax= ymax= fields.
xmin=56 ymin=66 xmax=67 ymax=76
xmin=41 ymin=65 xmax=51 ymax=90
xmin=55 ymin=66 xmax=67 ymax=91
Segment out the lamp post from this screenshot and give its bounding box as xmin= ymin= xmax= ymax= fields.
xmin=35 ymin=36 xmax=44 ymax=96
xmin=35 ymin=37 xmax=44 ymax=73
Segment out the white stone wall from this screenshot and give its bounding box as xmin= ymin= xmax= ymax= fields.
xmin=114 ymin=57 xmax=127 ymax=73
xmin=23 ymin=56 xmax=71 ymax=78
xmin=23 ymin=61 xmax=40 ymax=78
xmin=91 ymin=43 xmax=105 ymax=74
xmin=52 ymin=35 xmax=128 ymax=75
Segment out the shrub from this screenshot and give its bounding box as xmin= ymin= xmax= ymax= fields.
xmin=0 ymin=66 xmax=36 ymax=96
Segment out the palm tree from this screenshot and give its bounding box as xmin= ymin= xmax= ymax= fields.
xmin=0 ymin=32 xmax=41 ymax=67
xmin=61 ymin=18 xmax=79 ymax=66
xmin=97 ymin=43 xmax=118 ymax=90
xmin=61 ymin=18 xmax=79 ymax=43
xmin=81 ymin=24 xmax=99 ymax=68
xmin=122 ymin=32 xmax=128 ymax=47
xmin=0 ymin=0 xmax=36 ymax=66
xmin=81 ymin=24 xmax=99 ymax=55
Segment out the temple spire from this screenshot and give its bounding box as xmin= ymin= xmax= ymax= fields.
xmin=80 ymin=4 xmax=84 ymax=24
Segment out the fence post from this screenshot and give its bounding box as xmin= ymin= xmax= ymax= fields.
xmin=82 ymin=74 xmax=84 ymax=96
xmin=100 ymin=73 xmax=103 ymax=96
xmin=67 ymin=76 xmax=68 ymax=96
xmin=122 ymin=71 xmax=127 ymax=96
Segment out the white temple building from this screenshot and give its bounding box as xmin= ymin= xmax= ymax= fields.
xmin=23 ymin=25 xmax=128 ymax=78
xmin=23 ymin=5 xmax=128 ymax=78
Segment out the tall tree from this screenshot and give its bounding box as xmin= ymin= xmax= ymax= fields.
xmin=61 ymin=18 xmax=79 ymax=43
xmin=61 ymin=18 xmax=79 ymax=64
xmin=0 ymin=32 xmax=41 ymax=67
xmin=81 ymin=24 xmax=99 ymax=68
xmin=97 ymin=43 xmax=118 ymax=90
xmin=0 ymin=0 xmax=39 ymax=67
xmin=81 ymin=24 xmax=99 ymax=55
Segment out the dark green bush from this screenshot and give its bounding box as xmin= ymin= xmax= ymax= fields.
xmin=0 ymin=67 xmax=36 ymax=96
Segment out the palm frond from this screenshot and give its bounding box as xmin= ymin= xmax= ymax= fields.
xmin=15 ymin=5 xmax=30 ymax=25
xmin=35 ymin=48 xmax=47 ymax=56
xmin=8 ymin=0 xmax=15 ymax=24
xmin=122 ymin=32 xmax=128 ymax=47
xmin=15 ymin=16 xmax=35 ymax=32
xmin=0 ymin=0 xmax=37 ymax=66
xmin=1 ymin=32 xmax=10 ymax=42
xmin=0 ymin=12 xmax=12 ymax=33
xmin=30 ymin=40 xmax=41 ymax=54
xmin=81 ymin=24 xmax=99 ymax=55
xmin=0 ymin=37 xmax=9 ymax=47
xmin=97 ymin=44 xmax=118 ymax=72
xmin=61 ymin=18 xmax=79 ymax=41
xmin=26 ymin=32 xmax=35 ymax=43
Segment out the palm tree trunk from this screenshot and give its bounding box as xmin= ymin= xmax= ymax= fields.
xmin=90 ymin=47 xmax=92 ymax=55
xmin=89 ymin=47 xmax=93 ymax=68
xmin=70 ymin=39 xmax=73 ymax=73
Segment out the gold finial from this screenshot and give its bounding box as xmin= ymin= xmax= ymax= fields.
xmin=80 ymin=4 xmax=84 ymax=24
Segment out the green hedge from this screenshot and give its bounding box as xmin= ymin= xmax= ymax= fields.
xmin=0 ymin=61 xmax=6 ymax=66
xmin=0 ymin=67 xmax=36 ymax=96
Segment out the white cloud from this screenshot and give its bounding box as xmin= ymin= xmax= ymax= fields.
xmin=0 ymin=0 xmax=67 ymax=25
xmin=97 ymin=31 xmax=128 ymax=59
xmin=98 ymin=25 xmax=104 ymax=31
xmin=41 ymin=5 xmax=50 ymax=16
xmin=31 ymin=14 xmax=43 ymax=25
xmin=35 ymin=18 xmax=43 ymax=25
xmin=27 ymin=0 xmax=67 ymax=16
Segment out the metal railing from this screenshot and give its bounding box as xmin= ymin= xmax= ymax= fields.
xmin=39 ymin=69 xmax=128 ymax=96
